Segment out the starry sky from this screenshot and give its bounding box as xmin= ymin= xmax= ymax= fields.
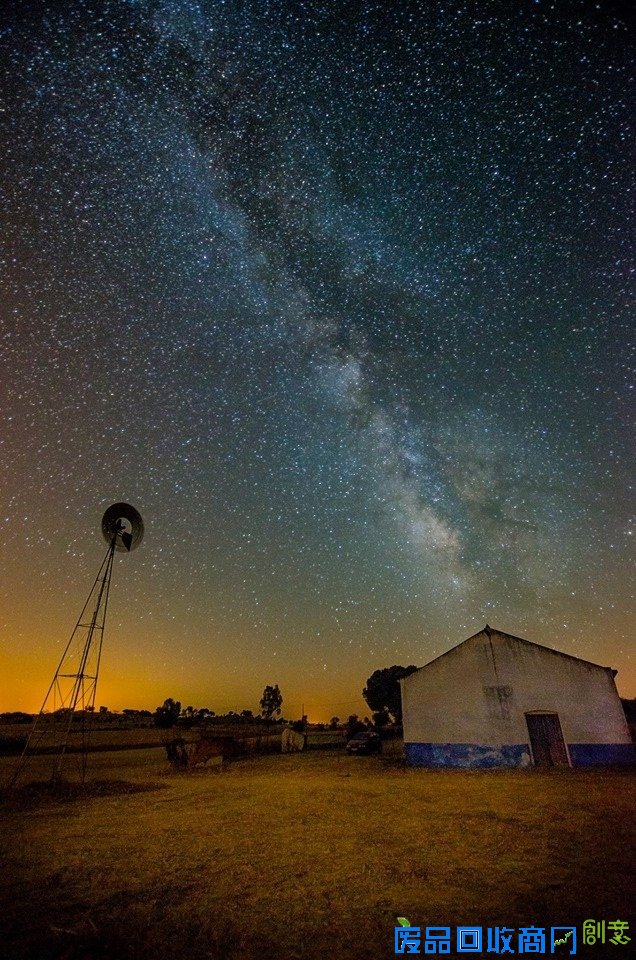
xmin=1 ymin=0 xmax=633 ymax=721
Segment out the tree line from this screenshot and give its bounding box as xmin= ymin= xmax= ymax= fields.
xmin=151 ymin=667 xmax=418 ymax=733
xmin=153 ymin=684 xmax=284 ymax=729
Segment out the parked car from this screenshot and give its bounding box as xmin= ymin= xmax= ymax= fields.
xmin=345 ymin=730 xmax=382 ymax=755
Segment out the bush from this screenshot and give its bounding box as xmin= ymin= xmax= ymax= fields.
xmin=0 ymin=735 xmax=27 ymax=755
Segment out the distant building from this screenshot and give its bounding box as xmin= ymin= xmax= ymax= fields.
xmin=400 ymin=625 xmax=635 ymax=768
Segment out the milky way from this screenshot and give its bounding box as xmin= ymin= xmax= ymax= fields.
xmin=1 ymin=1 xmax=633 ymax=717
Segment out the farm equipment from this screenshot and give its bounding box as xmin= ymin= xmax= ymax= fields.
xmin=164 ymin=736 xmax=241 ymax=770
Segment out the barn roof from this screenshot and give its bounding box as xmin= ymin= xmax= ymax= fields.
xmin=402 ymin=625 xmax=617 ymax=682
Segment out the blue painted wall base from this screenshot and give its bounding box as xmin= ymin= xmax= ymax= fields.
xmin=404 ymin=741 xmax=636 ymax=768
xmin=568 ymin=743 xmax=636 ymax=766
xmin=404 ymin=742 xmax=531 ymax=768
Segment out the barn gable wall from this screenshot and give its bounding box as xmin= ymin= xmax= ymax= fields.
xmin=401 ymin=629 xmax=634 ymax=768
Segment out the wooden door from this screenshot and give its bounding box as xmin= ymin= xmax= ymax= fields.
xmin=525 ymin=713 xmax=569 ymax=767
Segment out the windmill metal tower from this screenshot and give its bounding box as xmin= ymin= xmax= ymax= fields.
xmin=9 ymin=503 xmax=144 ymax=788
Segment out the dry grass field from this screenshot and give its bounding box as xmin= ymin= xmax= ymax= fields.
xmin=0 ymin=723 xmax=174 ymax=754
xmin=0 ymin=722 xmax=281 ymax=749
xmin=1 ymin=747 xmax=634 ymax=960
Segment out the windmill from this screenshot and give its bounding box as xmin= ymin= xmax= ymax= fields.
xmin=9 ymin=503 xmax=144 ymax=788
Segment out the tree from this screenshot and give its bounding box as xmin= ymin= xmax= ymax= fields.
xmin=372 ymin=708 xmax=391 ymax=730
xmin=621 ymin=698 xmax=636 ymax=743
xmin=154 ymin=698 xmax=181 ymax=729
xmin=362 ymin=665 xmax=418 ymax=726
xmin=260 ymin=684 xmax=283 ymax=724
xmin=180 ymin=705 xmax=197 ymax=729
xmin=345 ymin=714 xmax=367 ymax=740
xmin=329 ymin=716 xmax=340 ymax=730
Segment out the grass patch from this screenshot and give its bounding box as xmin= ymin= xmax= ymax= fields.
xmin=2 ymin=778 xmax=167 ymax=810
xmin=1 ymin=750 xmax=633 ymax=959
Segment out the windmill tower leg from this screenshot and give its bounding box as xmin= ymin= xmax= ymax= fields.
xmin=9 ymin=536 xmax=118 ymax=788
xmin=8 ymin=504 xmax=144 ymax=792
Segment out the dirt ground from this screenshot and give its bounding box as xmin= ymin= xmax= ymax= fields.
xmin=1 ymin=748 xmax=634 ymax=960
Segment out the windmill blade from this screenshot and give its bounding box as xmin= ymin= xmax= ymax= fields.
xmin=101 ymin=503 xmax=144 ymax=552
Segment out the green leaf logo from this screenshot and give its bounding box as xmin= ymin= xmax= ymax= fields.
xmin=397 ymin=917 xmax=411 ymax=927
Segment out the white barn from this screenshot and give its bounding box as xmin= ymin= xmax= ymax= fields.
xmin=400 ymin=625 xmax=635 ymax=768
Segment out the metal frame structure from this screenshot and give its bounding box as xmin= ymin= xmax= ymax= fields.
xmin=9 ymin=504 xmax=143 ymax=788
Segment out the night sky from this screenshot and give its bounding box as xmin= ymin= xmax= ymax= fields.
xmin=1 ymin=0 xmax=633 ymax=721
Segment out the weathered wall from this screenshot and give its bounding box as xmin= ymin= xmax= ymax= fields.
xmin=281 ymin=727 xmax=306 ymax=753
xmin=401 ymin=628 xmax=635 ymax=767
